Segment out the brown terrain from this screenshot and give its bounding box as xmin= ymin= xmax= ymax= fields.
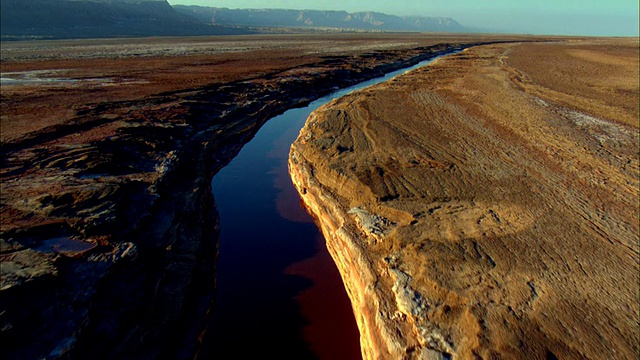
xmin=0 ymin=33 xmax=529 ymax=359
xmin=289 ymin=39 xmax=639 ymax=359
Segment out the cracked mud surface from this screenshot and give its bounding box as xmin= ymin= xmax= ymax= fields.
xmin=289 ymin=39 xmax=639 ymax=359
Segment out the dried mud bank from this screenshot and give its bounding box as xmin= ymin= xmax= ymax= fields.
xmin=289 ymin=40 xmax=639 ymax=359
xmin=0 ymin=40 xmax=494 ymax=359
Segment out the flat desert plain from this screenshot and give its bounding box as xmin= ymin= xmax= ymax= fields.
xmin=1 ymin=34 xmax=477 ymax=142
xmin=290 ymin=38 xmax=639 ymax=359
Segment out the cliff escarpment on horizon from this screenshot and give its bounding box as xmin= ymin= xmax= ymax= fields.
xmin=1 ymin=1 xmax=465 ymax=40
xmin=0 ymin=0 xmax=249 ymax=40
xmin=174 ymin=6 xmax=465 ymax=32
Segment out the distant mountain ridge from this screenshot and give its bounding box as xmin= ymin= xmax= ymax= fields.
xmin=0 ymin=0 xmax=249 ymax=40
xmin=0 ymin=1 xmax=465 ymax=41
xmin=174 ymin=7 xmax=465 ymax=32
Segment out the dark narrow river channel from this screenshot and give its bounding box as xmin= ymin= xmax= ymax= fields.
xmin=199 ymin=54 xmax=452 ymax=359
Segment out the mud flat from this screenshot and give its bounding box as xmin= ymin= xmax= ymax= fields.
xmin=289 ymin=39 xmax=639 ymax=359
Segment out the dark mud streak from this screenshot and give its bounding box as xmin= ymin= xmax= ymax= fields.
xmin=1 ymin=42 xmax=504 ymax=359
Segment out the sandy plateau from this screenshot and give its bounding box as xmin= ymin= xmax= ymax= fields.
xmin=289 ymin=39 xmax=639 ymax=359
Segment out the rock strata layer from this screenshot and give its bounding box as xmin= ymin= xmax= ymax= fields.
xmin=289 ymin=40 xmax=639 ymax=359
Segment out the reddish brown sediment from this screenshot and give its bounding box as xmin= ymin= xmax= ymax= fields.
xmin=284 ymin=233 xmax=363 ymax=360
xmin=289 ymin=39 xmax=639 ymax=359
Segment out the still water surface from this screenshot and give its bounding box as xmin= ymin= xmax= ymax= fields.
xmin=202 ymin=54 xmax=450 ymax=359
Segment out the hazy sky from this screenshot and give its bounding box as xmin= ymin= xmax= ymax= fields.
xmin=167 ymin=0 xmax=639 ymax=36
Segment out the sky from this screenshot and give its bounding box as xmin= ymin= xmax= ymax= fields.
xmin=167 ymin=0 xmax=640 ymax=36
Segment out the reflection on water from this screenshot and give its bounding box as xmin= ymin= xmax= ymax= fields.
xmin=283 ymin=233 xmax=361 ymax=360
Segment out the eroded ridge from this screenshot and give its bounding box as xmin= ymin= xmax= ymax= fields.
xmin=289 ymin=39 xmax=639 ymax=359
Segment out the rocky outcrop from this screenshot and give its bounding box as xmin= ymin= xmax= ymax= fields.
xmin=289 ymin=41 xmax=639 ymax=359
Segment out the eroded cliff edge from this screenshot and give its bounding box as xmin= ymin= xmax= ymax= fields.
xmin=289 ymin=40 xmax=639 ymax=359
